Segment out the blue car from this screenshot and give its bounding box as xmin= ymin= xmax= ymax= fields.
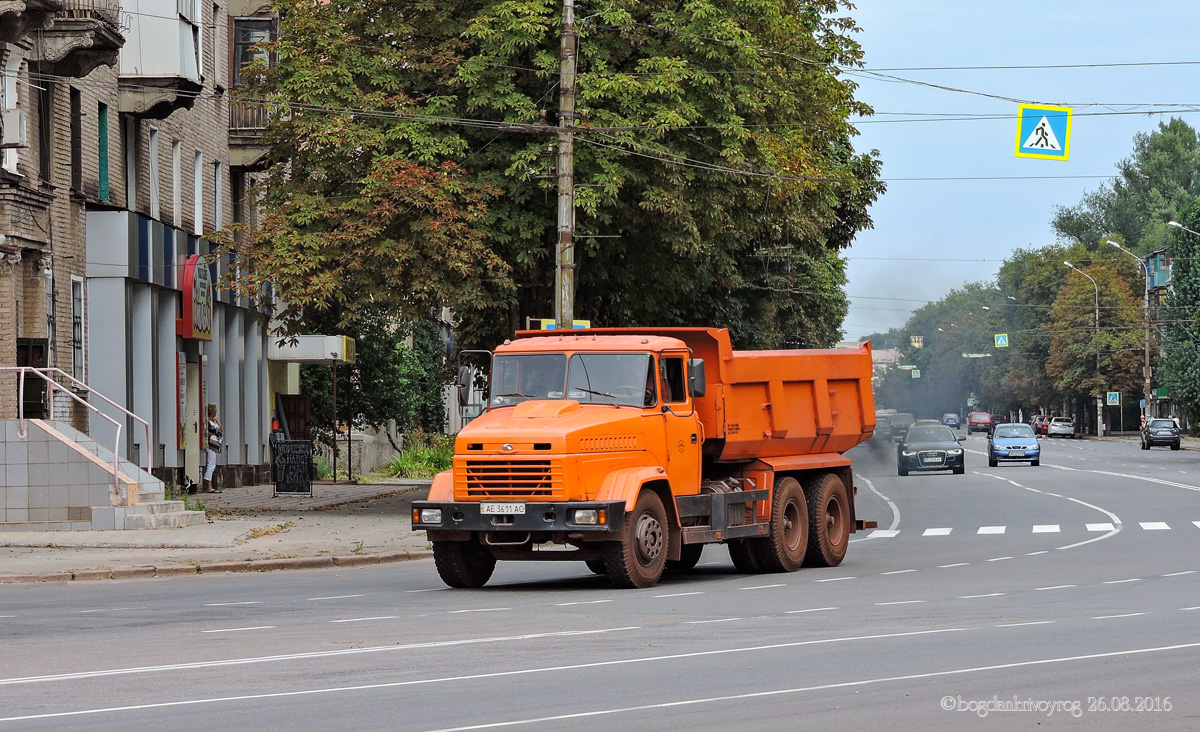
xmin=941 ymin=412 xmax=960 ymax=428
xmin=987 ymin=423 xmax=1041 ymax=467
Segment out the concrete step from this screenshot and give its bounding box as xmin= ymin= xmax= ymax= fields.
xmin=122 ymin=510 xmax=206 ymax=529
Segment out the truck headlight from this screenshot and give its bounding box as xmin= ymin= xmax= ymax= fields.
xmin=572 ymin=509 xmax=599 ymax=525
xmin=418 ymin=508 xmax=442 ymax=524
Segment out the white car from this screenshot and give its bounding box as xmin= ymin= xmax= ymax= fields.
xmin=1046 ymin=417 xmax=1076 ymax=438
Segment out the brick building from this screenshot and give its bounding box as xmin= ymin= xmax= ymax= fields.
xmin=0 ymin=0 xmax=282 ymax=488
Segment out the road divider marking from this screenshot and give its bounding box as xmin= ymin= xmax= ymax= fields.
xmin=447 ymin=608 xmax=510 ymax=614
xmin=739 ymin=584 xmax=785 ymax=591
xmin=1163 ymin=570 xmax=1196 ymax=577
xmin=869 ymin=529 xmax=899 ymax=538
xmin=814 ymin=576 xmax=856 ymax=583
xmin=923 ymin=528 xmax=952 ymax=536
xmin=785 ymin=607 xmax=838 ymax=614
xmin=1194 ymin=521 xmax=1200 ymax=530
xmin=200 ymin=626 xmax=275 ymax=634
xmin=1092 ymin=613 xmax=1146 ymax=620
xmin=978 ymin=526 xmax=1005 ymax=535
xmin=1140 ymin=522 xmax=1170 ymax=531
xmin=330 ymin=616 xmax=398 ymax=624
xmin=875 ymin=600 xmax=925 ymax=606
xmin=1087 ymin=523 xmax=1115 ymax=532
xmin=78 ymin=607 xmax=144 ymax=614
xmin=654 ymin=592 xmax=704 ymax=598
xmin=958 ymin=593 xmax=1005 ymax=599
xmin=851 ymin=477 xmax=898 ymax=543
xmin=1102 ymin=578 xmax=1142 ymax=584
xmin=307 ymin=594 xmax=366 ymax=601
xmin=986 ymin=557 xmax=1013 ymax=562
xmin=204 ymin=602 xmax=261 ymax=607
xmin=996 ymin=621 xmax=1054 ymax=627
xmin=881 ymin=569 xmax=917 ymax=575
xmin=685 ymin=618 xmax=742 ymax=624
xmin=938 ymin=563 xmax=969 ymax=568
xmin=1032 ymin=525 xmax=1060 ymax=533
xmin=1035 ymin=584 xmax=1076 ymax=591
xmin=556 ymin=600 xmax=613 ymax=606
xmin=1026 ymin=550 xmax=1049 ymax=556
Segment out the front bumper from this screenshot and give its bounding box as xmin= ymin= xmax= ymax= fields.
xmin=990 ymin=449 xmax=1040 ymax=462
xmin=413 ymin=500 xmax=627 ymax=540
xmin=898 ymin=452 xmax=965 ymax=471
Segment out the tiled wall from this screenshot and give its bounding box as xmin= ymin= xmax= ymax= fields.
xmin=0 ymin=421 xmax=115 ymax=530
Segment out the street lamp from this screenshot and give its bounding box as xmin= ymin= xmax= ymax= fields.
xmin=1106 ymin=240 xmax=1151 ymax=422
xmin=1064 ymin=261 xmax=1103 ymax=436
xmin=1168 ymin=220 xmax=1200 ymax=237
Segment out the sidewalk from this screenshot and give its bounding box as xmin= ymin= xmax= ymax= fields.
xmin=0 ymin=480 xmax=434 ymax=583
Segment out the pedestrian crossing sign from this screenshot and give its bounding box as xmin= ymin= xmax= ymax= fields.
xmin=1107 ymin=392 xmax=1120 ymax=406
xmin=994 ymin=333 xmax=1009 ymax=348
xmin=911 ymin=369 xmax=921 ymax=379
xmin=1015 ymin=104 xmax=1072 ymax=161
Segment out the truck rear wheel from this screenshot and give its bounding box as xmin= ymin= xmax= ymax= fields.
xmin=727 ymin=539 xmax=763 ymax=573
xmin=755 ymin=477 xmax=809 ymax=572
xmin=433 ymin=540 xmax=497 ymax=588
xmin=605 ymin=491 xmax=669 ymax=588
xmin=666 ymin=544 xmax=704 ymax=573
xmin=803 ymin=474 xmax=850 ymax=568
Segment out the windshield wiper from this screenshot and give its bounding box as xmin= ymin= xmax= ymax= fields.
xmin=493 ymin=392 xmax=536 ymax=399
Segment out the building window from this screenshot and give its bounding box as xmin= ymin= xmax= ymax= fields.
xmin=148 ymin=127 xmax=160 ymax=219
xmin=35 ymin=82 xmax=52 ymax=182
xmin=172 ymin=141 xmax=182 ymax=226
xmin=213 ymin=162 xmax=223 ymax=230
xmin=232 ymin=19 xmax=271 ymax=87
xmin=97 ymin=103 xmax=110 ymax=201
xmin=70 ymin=88 xmax=82 ymax=190
xmin=123 ymin=116 xmax=136 ymax=208
xmin=3 ymin=53 xmax=21 ymax=174
xmin=193 ymin=150 xmax=203 ymax=234
xmin=71 ymin=278 xmax=84 ymax=381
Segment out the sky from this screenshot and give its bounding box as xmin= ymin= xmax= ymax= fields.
xmin=839 ymin=1 xmax=1200 ymax=342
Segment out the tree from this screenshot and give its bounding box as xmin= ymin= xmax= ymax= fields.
xmin=224 ymin=0 xmax=883 ymax=350
xmin=1051 ymin=118 xmax=1200 ymax=255
xmin=1159 ymin=203 xmax=1200 ymax=423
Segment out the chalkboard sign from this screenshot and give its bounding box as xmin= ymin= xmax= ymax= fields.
xmin=273 ymin=440 xmax=313 ymax=495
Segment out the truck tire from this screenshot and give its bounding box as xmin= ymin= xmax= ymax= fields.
xmin=803 ymin=473 xmax=850 ymax=568
xmin=433 ymin=540 xmax=497 ymax=589
xmin=584 ymin=560 xmax=608 ymax=575
xmin=755 ymin=477 xmax=809 ymax=572
xmin=727 ymin=539 xmax=763 ymax=574
xmin=604 ymin=491 xmax=669 ymax=588
xmin=666 ymin=544 xmax=704 ymax=573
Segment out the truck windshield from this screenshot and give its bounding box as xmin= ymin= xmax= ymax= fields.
xmin=490 ymin=352 xmax=653 ymax=408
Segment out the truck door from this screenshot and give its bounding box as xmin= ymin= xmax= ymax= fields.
xmin=660 ymin=352 xmax=701 ymax=496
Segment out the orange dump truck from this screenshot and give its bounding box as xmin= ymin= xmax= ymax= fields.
xmin=413 ymin=327 xmax=877 ymax=588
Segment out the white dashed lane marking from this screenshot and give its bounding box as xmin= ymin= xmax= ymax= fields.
xmin=1141 ymin=522 xmax=1171 ymax=530
xmin=978 ymin=526 xmax=1006 ymax=535
xmin=870 ymin=529 xmax=899 ymax=538
xmin=201 ymin=626 xmax=275 ymax=634
xmin=923 ymin=528 xmax=953 ymax=536
xmin=1032 ymin=525 xmax=1060 ymax=533
xmin=1087 ymin=523 xmax=1115 ymax=532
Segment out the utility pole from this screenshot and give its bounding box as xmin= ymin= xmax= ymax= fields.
xmin=554 ymin=0 xmax=577 ymax=330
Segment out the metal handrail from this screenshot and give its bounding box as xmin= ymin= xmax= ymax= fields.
xmin=0 ymin=367 xmax=132 ymax=498
xmin=40 ymin=367 xmax=153 ymax=473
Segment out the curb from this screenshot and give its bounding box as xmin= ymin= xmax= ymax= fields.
xmin=0 ymin=550 xmax=433 ymax=584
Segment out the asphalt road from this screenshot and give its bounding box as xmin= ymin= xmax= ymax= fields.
xmin=3 ymin=432 xmax=1199 ymax=730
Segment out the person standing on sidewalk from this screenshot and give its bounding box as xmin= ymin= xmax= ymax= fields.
xmin=204 ymin=403 xmax=223 ymax=493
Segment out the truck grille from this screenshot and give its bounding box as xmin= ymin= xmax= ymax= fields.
xmin=460 ymin=459 xmax=564 ymax=498
xmin=580 ymin=436 xmax=638 ymax=451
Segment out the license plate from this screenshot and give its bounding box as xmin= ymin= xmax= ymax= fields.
xmin=1008 ymin=451 xmax=1025 ymax=457
xmin=481 ymin=502 xmax=526 ymax=515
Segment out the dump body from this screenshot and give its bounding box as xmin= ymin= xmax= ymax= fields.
xmin=413 ymin=327 xmax=878 ymax=589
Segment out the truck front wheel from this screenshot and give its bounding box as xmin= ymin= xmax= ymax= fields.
xmin=756 ymin=477 xmax=809 ymax=572
xmin=605 ymin=491 xmax=669 ymax=588
xmin=433 ymin=540 xmax=497 ymax=589
xmin=727 ymin=539 xmax=763 ymax=574
xmin=804 ymin=473 xmax=850 ymax=568
xmin=666 ymin=544 xmax=704 ymax=573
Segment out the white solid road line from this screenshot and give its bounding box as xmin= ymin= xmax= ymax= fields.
xmin=1140 ymin=522 xmax=1171 ymax=530
xmin=0 ymin=628 xmax=972 ymax=724
xmin=0 ymin=627 xmax=642 ymax=687
xmin=200 ymin=626 xmax=275 ymax=634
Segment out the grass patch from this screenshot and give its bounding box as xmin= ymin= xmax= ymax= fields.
xmin=382 ymin=433 xmax=453 ymax=479
xmin=245 ymin=521 xmax=297 ymax=540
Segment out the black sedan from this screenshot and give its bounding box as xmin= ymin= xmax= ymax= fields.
xmin=897 ymin=424 xmax=966 ymax=476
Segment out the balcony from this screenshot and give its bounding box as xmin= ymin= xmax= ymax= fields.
xmin=31 ymin=0 xmax=123 ymax=78
xmin=117 ymin=0 xmax=202 ymax=119
xmin=228 ymin=99 xmax=268 ymax=168
xmin=0 ymin=0 xmax=63 ymax=45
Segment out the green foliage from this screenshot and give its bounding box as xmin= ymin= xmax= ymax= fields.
xmin=224 ymin=0 xmax=882 ymax=350
xmin=314 ymin=455 xmax=334 ymax=481
xmin=1160 ymin=203 xmax=1200 ymax=423
xmin=1052 ymin=118 xmax=1200 ymax=254
xmin=300 ymin=307 xmax=448 ymax=446
xmin=382 ymin=432 xmax=454 ymax=479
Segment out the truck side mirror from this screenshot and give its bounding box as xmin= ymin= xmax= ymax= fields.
xmin=456 ymin=366 xmax=471 ymax=407
xmin=688 ymin=358 xmax=706 ymax=398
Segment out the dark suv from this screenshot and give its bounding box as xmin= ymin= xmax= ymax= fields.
xmin=1141 ymin=419 xmax=1181 ymax=450
xmin=888 ymin=413 xmax=916 ymax=441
